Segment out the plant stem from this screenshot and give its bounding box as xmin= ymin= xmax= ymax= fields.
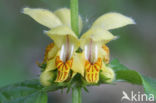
xmin=72 ymin=87 xmax=82 ymax=103
xmin=70 ymin=0 xmax=79 ymax=37
xmin=70 ymin=0 xmax=82 ymax=102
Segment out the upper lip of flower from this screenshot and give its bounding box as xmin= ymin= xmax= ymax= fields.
xmin=22 ymin=7 xmax=135 ymax=47
xmin=22 ymin=7 xmax=135 ymax=82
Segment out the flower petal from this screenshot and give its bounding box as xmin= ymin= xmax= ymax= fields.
xmin=45 ymin=26 xmax=79 ymax=49
xmin=55 ymin=56 xmax=73 ymax=82
xmin=54 ymin=8 xmax=83 ymax=33
xmin=84 ymin=58 xmax=102 ymax=83
xmin=71 ymin=53 xmax=85 ymax=76
xmin=92 ymin=12 xmax=135 ymax=30
xmin=45 ymin=58 xmax=56 ymax=72
xmin=72 ymin=72 xmax=77 ymax=78
xmin=22 ymin=7 xmax=62 ymax=28
xmin=98 ymin=45 xmax=110 ymax=64
xmin=43 ymin=43 xmax=58 ymax=62
xmin=47 ymin=45 xmax=58 ymax=60
xmin=81 ymin=28 xmax=116 ymax=46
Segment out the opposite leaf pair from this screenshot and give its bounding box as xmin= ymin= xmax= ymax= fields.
xmin=23 ymin=7 xmax=135 ymax=86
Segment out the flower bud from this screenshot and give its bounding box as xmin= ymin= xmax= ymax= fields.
xmin=100 ymin=67 xmax=115 ymax=83
xmin=40 ymin=71 xmax=56 ymax=86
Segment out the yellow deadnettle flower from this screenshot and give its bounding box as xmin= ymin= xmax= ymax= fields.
xmin=23 ymin=7 xmax=83 ymax=85
xmin=23 ymin=7 xmax=135 ymax=85
xmin=80 ymin=12 xmax=135 ymax=83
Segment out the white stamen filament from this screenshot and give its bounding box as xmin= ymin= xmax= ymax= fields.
xmin=60 ymin=44 xmax=65 ymax=61
xmin=84 ymin=39 xmax=98 ymax=64
xmin=95 ymin=45 xmax=98 ymax=60
xmin=60 ymin=35 xmax=74 ymax=63
xmin=84 ymin=45 xmax=88 ymax=60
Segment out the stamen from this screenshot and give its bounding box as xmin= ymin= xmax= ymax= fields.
xmin=60 ymin=35 xmax=74 ymax=63
xmin=60 ymin=44 xmax=65 ymax=62
xmin=88 ymin=39 xmax=93 ymax=63
xmin=84 ymin=39 xmax=98 ymax=64
xmin=65 ymin=35 xmax=70 ymax=61
xmin=55 ymin=35 xmax=74 ymax=82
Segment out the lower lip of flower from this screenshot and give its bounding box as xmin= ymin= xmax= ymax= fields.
xmin=55 ymin=35 xmax=74 ymax=82
xmin=84 ymin=39 xmax=103 ymax=83
xmin=85 ymin=57 xmax=102 ymax=83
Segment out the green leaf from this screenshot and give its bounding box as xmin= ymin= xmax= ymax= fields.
xmin=0 ymin=79 xmax=48 ymax=103
xmin=83 ymin=87 xmax=89 ymax=93
xmin=141 ymin=75 xmax=156 ymax=99
xmin=110 ymin=59 xmax=156 ymax=100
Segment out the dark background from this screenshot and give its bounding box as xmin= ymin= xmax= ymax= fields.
xmin=0 ymin=0 xmax=156 ymax=103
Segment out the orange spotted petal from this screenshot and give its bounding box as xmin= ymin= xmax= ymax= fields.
xmin=85 ymin=58 xmax=102 ymax=83
xmin=102 ymin=45 xmax=110 ymax=64
xmin=55 ymin=56 xmax=73 ymax=82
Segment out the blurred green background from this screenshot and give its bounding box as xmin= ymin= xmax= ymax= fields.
xmin=0 ymin=0 xmax=156 ymax=103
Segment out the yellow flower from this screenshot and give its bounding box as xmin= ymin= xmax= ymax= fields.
xmin=80 ymin=12 xmax=135 ymax=83
xmin=23 ymin=8 xmax=84 ymax=84
xmin=23 ymin=7 xmax=135 ymax=85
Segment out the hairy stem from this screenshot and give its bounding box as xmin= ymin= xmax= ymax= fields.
xmin=70 ymin=0 xmax=79 ymax=37
xmin=72 ymin=87 xmax=82 ymax=103
xmin=70 ymin=0 xmax=82 ymax=103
